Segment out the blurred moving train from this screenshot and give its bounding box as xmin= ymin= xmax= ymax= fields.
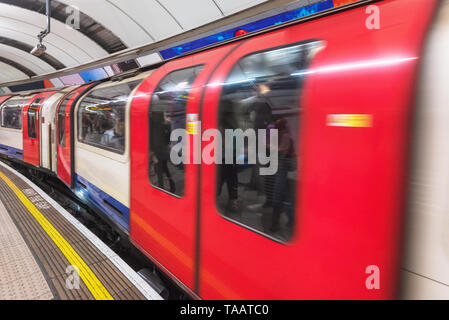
xmin=0 ymin=0 xmax=448 ymax=299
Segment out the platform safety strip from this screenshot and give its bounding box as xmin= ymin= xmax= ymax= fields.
xmin=0 ymin=171 xmax=114 ymax=300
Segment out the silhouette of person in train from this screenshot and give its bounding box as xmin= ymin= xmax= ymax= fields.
xmin=269 ymin=117 xmax=296 ymax=234
xmin=217 ymin=98 xmax=239 ymax=213
xmin=79 ymin=114 xmax=91 ymax=141
xmin=150 ymin=111 xmax=176 ymax=194
xmin=114 ymin=117 xmax=125 ymax=137
xmin=80 ymin=113 xmax=98 ymax=142
xmin=244 ymin=83 xmax=273 ymax=190
xmin=9 ymin=114 xmax=19 ymax=128
xmin=100 ymin=119 xmax=115 ymax=146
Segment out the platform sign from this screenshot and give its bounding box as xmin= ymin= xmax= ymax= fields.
xmin=160 ymin=0 xmax=335 ymax=59
xmin=60 ymin=74 xmax=85 ymax=86
xmin=80 ymin=68 xmax=109 ymax=83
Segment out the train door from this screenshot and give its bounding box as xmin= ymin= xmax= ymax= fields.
xmin=40 ymin=91 xmax=66 ymax=171
xmin=197 ymin=33 xmax=322 ymax=299
xmin=23 ymin=91 xmax=56 ymax=166
xmin=130 ymin=44 xmax=240 ymax=292
xmin=56 ymin=85 xmax=91 ymax=187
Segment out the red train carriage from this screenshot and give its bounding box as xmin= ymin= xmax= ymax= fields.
xmin=128 ymin=0 xmax=439 ymax=299
xmin=0 ymin=0 xmax=447 ymax=299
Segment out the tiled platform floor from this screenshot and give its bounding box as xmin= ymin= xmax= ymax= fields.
xmin=0 ymin=161 xmax=161 ymax=300
xmin=0 ymin=200 xmax=53 ymax=300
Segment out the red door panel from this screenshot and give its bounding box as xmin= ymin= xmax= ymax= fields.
xmin=197 ymin=0 xmax=438 ymax=299
xmin=130 ymin=44 xmax=240 ymax=292
xmin=23 ymin=91 xmax=56 ymax=166
xmin=57 ymin=85 xmax=92 ymax=186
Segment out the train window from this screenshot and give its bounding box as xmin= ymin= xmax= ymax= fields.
xmin=58 ymin=93 xmax=76 ymax=147
xmin=149 ymin=65 xmax=204 ymax=197
xmin=77 ymin=80 xmax=141 ymax=154
xmin=27 ymin=98 xmax=43 ymax=139
xmin=216 ymin=41 xmax=321 ymax=242
xmin=1 ymin=99 xmax=28 ymax=130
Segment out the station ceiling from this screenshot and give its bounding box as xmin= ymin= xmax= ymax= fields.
xmin=0 ymin=0 xmax=268 ymax=84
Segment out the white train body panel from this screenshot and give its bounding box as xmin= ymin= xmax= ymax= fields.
xmin=402 ymin=0 xmax=449 ymax=299
xmin=0 ymin=127 xmax=23 ymax=150
xmin=0 ymin=95 xmax=34 ymax=157
xmin=73 ymin=72 xmax=151 ymax=231
xmin=74 ymin=145 xmax=130 ymax=207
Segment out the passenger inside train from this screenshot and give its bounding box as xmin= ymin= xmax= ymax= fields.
xmin=216 ymin=41 xmax=312 ymax=241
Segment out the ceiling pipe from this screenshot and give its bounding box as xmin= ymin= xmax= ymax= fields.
xmin=30 ymin=0 xmax=51 ymax=56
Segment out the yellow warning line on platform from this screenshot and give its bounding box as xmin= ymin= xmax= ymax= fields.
xmin=0 ymin=171 xmax=113 ymax=300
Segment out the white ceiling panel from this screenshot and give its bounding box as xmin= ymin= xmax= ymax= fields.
xmin=58 ymin=0 xmax=154 ymax=48
xmin=0 ymin=61 xmax=28 ymax=82
xmin=214 ymin=0 xmax=269 ymax=15
xmin=157 ymin=0 xmax=223 ymax=30
xmin=110 ymin=0 xmax=183 ymax=42
xmin=0 ymin=44 xmax=55 ymax=74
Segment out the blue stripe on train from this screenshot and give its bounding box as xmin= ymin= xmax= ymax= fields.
xmin=0 ymin=144 xmax=23 ymax=160
xmin=74 ymin=174 xmax=130 ymax=231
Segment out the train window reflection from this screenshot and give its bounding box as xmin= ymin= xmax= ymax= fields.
xmin=77 ymin=80 xmax=141 ymax=154
xmin=216 ymin=41 xmax=321 ymax=242
xmin=1 ymin=99 xmax=28 ymax=130
xmin=149 ymin=65 xmax=204 ymax=197
xmin=58 ymin=93 xmax=75 ymax=147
